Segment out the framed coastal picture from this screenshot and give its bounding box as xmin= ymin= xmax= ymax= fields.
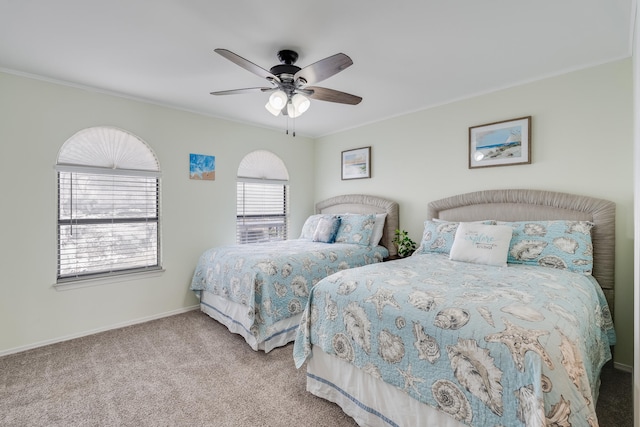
xmin=469 ymin=116 xmax=531 ymax=169
xmin=341 ymin=146 xmax=371 ymax=180
xmin=189 ymin=153 xmax=216 ymax=180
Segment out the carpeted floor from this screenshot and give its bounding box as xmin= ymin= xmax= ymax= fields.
xmin=0 ymin=311 xmax=633 ymax=426
xmin=596 ymin=359 xmax=634 ymax=427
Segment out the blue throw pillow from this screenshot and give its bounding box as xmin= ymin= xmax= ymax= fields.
xmin=312 ymin=217 xmax=341 ymax=243
xmin=334 ymin=214 xmax=376 ymax=246
xmin=504 ymin=220 xmax=594 ymax=274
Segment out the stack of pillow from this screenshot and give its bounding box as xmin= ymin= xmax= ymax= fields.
xmin=300 ymin=213 xmax=388 ymax=247
xmin=414 ymin=219 xmax=594 ymax=274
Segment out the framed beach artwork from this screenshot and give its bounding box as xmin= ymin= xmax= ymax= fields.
xmin=189 ymin=153 xmax=216 ymax=180
xmin=469 ymin=116 xmax=531 ymax=169
xmin=341 ymin=146 xmax=371 ymax=180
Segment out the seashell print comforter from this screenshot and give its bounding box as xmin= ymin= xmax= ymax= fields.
xmin=190 ymin=240 xmax=388 ymax=346
xmin=293 ymin=253 xmax=616 ymax=427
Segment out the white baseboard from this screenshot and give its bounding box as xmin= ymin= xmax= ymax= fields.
xmin=0 ymin=305 xmax=200 ymax=358
xmin=614 ymin=361 xmax=633 ymax=373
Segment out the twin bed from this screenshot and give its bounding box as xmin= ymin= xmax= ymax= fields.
xmin=190 ymin=194 xmax=399 ymax=352
xmin=293 ymin=189 xmax=616 ymax=427
xmin=191 ymin=189 xmax=616 ymax=426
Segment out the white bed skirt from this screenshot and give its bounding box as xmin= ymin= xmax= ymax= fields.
xmin=306 ymin=346 xmax=466 ymax=427
xmin=200 ymin=291 xmax=301 ymax=353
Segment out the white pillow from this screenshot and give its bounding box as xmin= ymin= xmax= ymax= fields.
xmin=299 ymin=214 xmax=331 ymax=240
xmin=449 ymin=223 xmax=512 ymax=267
xmin=369 ymin=213 xmax=387 ymax=246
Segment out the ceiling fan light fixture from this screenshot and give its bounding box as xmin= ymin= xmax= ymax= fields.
xmin=265 ymin=101 xmax=281 ymax=116
xmin=287 ymin=94 xmax=311 ymax=118
xmin=268 ymin=90 xmax=287 ymax=110
xmin=292 ymin=93 xmax=310 ymax=113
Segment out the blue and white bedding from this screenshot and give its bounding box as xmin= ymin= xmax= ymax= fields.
xmin=293 ymin=253 xmax=616 ymax=426
xmin=190 ymin=239 xmax=388 ymax=351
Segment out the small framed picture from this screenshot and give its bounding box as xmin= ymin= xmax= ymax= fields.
xmin=189 ymin=153 xmax=216 ymax=180
xmin=469 ymin=116 xmax=531 ymax=169
xmin=341 ymin=146 xmax=371 ymax=180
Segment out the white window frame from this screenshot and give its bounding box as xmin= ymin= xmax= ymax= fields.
xmin=55 ymin=127 xmax=162 ymax=285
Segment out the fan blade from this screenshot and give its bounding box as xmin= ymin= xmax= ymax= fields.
xmin=215 ymin=48 xmax=279 ymax=82
xmin=294 ymin=53 xmax=353 ymax=85
xmin=210 ymin=87 xmax=274 ymax=96
xmin=307 ymin=86 xmax=362 ymax=105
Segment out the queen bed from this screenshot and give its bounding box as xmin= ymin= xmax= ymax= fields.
xmin=293 ymin=189 xmax=616 ymax=427
xmin=190 ymin=194 xmax=399 ymax=352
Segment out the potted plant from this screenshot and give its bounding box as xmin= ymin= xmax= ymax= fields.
xmin=392 ymin=229 xmax=416 ymax=258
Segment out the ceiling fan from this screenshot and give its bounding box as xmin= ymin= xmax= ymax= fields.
xmin=210 ymin=48 xmax=362 ymax=118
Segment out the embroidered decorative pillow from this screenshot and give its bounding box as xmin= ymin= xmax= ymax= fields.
xmin=504 ymin=220 xmax=594 ymax=274
xmin=312 ymin=217 xmax=341 ymax=243
xmin=449 ymin=223 xmax=512 ymax=267
xmin=414 ymin=220 xmax=496 ymax=255
xmin=335 ymin=214 xmax=376 ymax=246
xmin=300 ymin=214 xmax=334 ymax=240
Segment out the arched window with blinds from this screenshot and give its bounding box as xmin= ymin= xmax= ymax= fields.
xmin=236 ymin=150 xmax=289 ymax=244
xmin=55 ymin=126 xmax=162 ymax=283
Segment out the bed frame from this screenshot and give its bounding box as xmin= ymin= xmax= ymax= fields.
xmin=316 ymin=194 xmax=400 ymax=257
xmin=304 ymin=188 xmax=616 ymax=427
xmin=427 ymin=189 xmax=616 ymax=313
xmin=197 ymin=193 xmax=399 ymax=352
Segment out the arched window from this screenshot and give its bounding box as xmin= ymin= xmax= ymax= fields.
xmin=236 ymin=150 xmax=289 ymax=244
xmin=55 ymin=126 xmax=162 ymax=283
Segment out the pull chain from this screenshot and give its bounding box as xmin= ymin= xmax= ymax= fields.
xmin=284 ymin=115 xmax=296 ymax=137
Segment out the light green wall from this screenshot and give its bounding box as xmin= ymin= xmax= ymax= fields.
xmin=0 ymin=72 xmax=315 ymax=354
xmin=0 ymin=60 xmax=634 ymax=368
xmin=315 ymin=59 xmax=634 ymax=368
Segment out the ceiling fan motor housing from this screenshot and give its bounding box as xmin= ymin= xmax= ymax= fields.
xmin=269 ymin=49 xmax=300 ymax=87
xmin=269 ymin=64 xmax=301 ymax=79
xmin=270 ymin=50 xmax=302 ymax=86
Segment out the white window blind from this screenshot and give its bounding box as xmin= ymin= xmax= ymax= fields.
xmin=56 ymin=127 xmax=161 ymax=283
xmin=236 ymin=150 xmax=290 ymax=244
xmin=57 ymin=170 xmax=160 ymax=280
xmin=236 ymin=182 xmax=288 ymax=243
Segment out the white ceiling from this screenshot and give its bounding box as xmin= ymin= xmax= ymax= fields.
xmin=0 ymin=1 xmax=634 ymax=138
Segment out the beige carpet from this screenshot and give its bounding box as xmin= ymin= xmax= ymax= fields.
xmin=0 ymin=311 xmax=357 ymax=427
xmin=1 ymin=310 xmax=632 ymax=427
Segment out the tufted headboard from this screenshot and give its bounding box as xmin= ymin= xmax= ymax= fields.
xmin=315 ymin=194 xmax=400 ymax=257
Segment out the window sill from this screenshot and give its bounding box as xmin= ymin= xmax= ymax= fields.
xmin=53 ymin=268 xmax=166 ymax=291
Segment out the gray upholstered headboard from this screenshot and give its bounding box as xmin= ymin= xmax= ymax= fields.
xmin=315 ymin=194 xmax=399 ymax=257
xmin=427 ymin=189 xmax=616 ymax=313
